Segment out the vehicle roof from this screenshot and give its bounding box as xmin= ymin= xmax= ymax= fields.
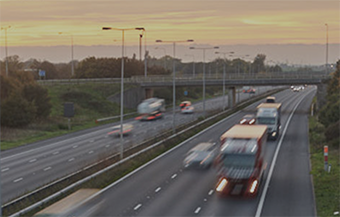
xmin=35 ymin=189 xmax=99 ymax=216
xmin=189 ymin=142 xmax=215 ymax=152
xmin=257 ymin=103 xmax=281 ymax=109
xmin=221 ymin=137 xmax=258 ymax=154
xmin=220 ymin=124 xmax=267 ymax=140
xmin=266 ymin=96 xmax=276 ymax=100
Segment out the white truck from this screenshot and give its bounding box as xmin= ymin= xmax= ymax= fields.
xmin=256 ymin=103 xmax=281 ymax=140
xmin=136 ymin=98 xmax=165 ymax=121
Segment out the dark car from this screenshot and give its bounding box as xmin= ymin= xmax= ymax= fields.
xmin=183 ymin=142 xmax=217 ymax=169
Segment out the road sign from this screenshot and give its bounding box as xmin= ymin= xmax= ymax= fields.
xmin=39 ymin=70 xmax=46 ymax=77
xmin=184 ymin=90 xmax=188 ymax=96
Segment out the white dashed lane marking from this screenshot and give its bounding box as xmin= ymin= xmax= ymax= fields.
xmin=208 ymin=190 xmax=214 ymax=195
xmin=1 ymin=168 xmax=9 ymax=172
xmin=88 ymin=150 xmax=94 ymax=154
xmin=29 ymin=159 xmax=37 ymax=163
xmin=171 ymin=174 xmax=177 ymax=179
xmin=155 ymin=187 xmax=161 ymax=193
xmin=68 ymin=158 xmax=75 ymax=162
xmin=53 ymin=151 xmax=59 ymax=155
xmin=194 ymin=207 xmax=201 ymax=214
xmin=134 ymin=204 xmax=142 ymax=211
xmin=44 ymin=167 xmax=52 ymax=171
xmin=73 ymin=145 xmax=78 ymax=148
xmin=14 ymin=178 xmax=23 ymax=183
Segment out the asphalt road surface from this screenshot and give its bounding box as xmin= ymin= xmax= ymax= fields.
xmin=1 ymin=86 xmax=274 ymax=203
xmin=67 ymin=86 xmax=316 ymax=217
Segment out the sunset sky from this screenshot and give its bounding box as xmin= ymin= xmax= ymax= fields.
xmin=0 ymin=0 xmax=339 ymax=64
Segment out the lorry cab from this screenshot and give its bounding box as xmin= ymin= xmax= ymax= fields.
xmin=256 ymin=103 xmax=281 ymax=140
xmin=217 ymin=125 xmax=267 ymax=196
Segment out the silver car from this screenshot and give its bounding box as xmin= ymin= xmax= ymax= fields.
xmin=183 ymin=142 xmax=217 ymax=169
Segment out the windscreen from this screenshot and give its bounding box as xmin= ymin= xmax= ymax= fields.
xmin=221 ymin=154 xmax=256 ymax=168
xmin=257 ymin=117 xmax=276 ymax=125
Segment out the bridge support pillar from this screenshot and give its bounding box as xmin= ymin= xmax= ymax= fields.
xmin=316 ymin=83 xmax=327 ymax=111
xmin=145 ymin=88 xmax=154 ymax=99
xmin=228 ymin=86 xmax=236 ymax=108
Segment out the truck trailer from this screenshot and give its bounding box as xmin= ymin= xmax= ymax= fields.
xmin=216 ymin=124 xmax=267 ymax=196
xmin=256 ymin=103 xmax=281 ymax=140
xmin=135 ymin=98 xmax=165 ymax=121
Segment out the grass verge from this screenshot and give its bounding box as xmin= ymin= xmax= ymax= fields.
xmin=309 ymin=97 xmax=340 ymax=217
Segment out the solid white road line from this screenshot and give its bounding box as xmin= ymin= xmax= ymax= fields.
xmin=255 ymin=89 xmax=313 ymax=217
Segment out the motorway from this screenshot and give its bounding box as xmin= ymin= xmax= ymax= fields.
xmin=67 ymin=86 xmax=316 ymax=216
xmin=1 ymin=86 xmax=274 ymax=203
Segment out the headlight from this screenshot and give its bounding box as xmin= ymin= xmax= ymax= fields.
xmin=249 ymin=180 xmax=258 ymax=193
xmin=216 ymin=178 xmax=228 ymax=192
xmin=272 ymin=131 xmax=276 ymax=137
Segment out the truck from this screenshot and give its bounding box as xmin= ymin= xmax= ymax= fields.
xmin=256 ymin=103 xmax=281 ymax=140
xmin=135 ymin=98 xmax=165 ymax=121
xmin=216 ymin=124 xmax=267 ymax=196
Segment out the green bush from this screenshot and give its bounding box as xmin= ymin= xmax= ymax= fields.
xmin=325 ymin=120 xmax=340 ymax=143
xmin=1 ymin=92 xmax=37 ymax=127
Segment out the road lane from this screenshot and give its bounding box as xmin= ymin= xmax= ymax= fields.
xmin=1 ymin=86 xmax=277 ymax=203
xmin=68 ymin=87 xmax=315 ymax=216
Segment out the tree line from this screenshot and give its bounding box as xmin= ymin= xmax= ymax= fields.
xmin=0 ymin=71 xmax=52 ymax=127
xmin=317 ymin=60 xmax=340 ymax=146
xmin=0 ymin=53 xmax=280 ymax=80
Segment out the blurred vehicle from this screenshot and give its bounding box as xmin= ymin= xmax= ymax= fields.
xmin=256 ymin=103 xmax=281 ymax=140
xmin=183 ymin=142 xmax=217 ymax=169
xmin=239 ymin=114 xmax=256 ymax=125
xmin=137 ymin=110 xmax=163 ymax=121
xmin=180 ymin=101 xmax=191 ymax=109
xmin=243 ymin=86 xmax=256 ymax=94
xmin=107 ymin=124 xmax=133 ymax=137
xmin=136 ymin=98 xmax=165 ymax=121
xmin=216 ymin=125 xmax=267 ymax=196
xmin=35 ymin=189 xmax=103 ymax=217
xmin=292 ymin=87 xmax=300 ymax=92
xmin=265 ymin=96 xmax=276 ymax=103
xmin=181 ymin=105 xmax=194 ymax=114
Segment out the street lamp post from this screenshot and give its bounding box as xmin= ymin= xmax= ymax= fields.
xmin=325 ymin=23 xmax=329 ymax=74
xmin=156 ymin=39 xmax=194 ymax=134
xmin=215 ymin=51 xmax=234 ymax=111
xmin=59 ymin=32 xmax=74 ymax=77
xmin=190 ymin=46 xmax=219 ymax=118
xmin=1 ymin=26 xmax=11 ymax=76
xmin=103 ymin=26 xmax=144 ymax=159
